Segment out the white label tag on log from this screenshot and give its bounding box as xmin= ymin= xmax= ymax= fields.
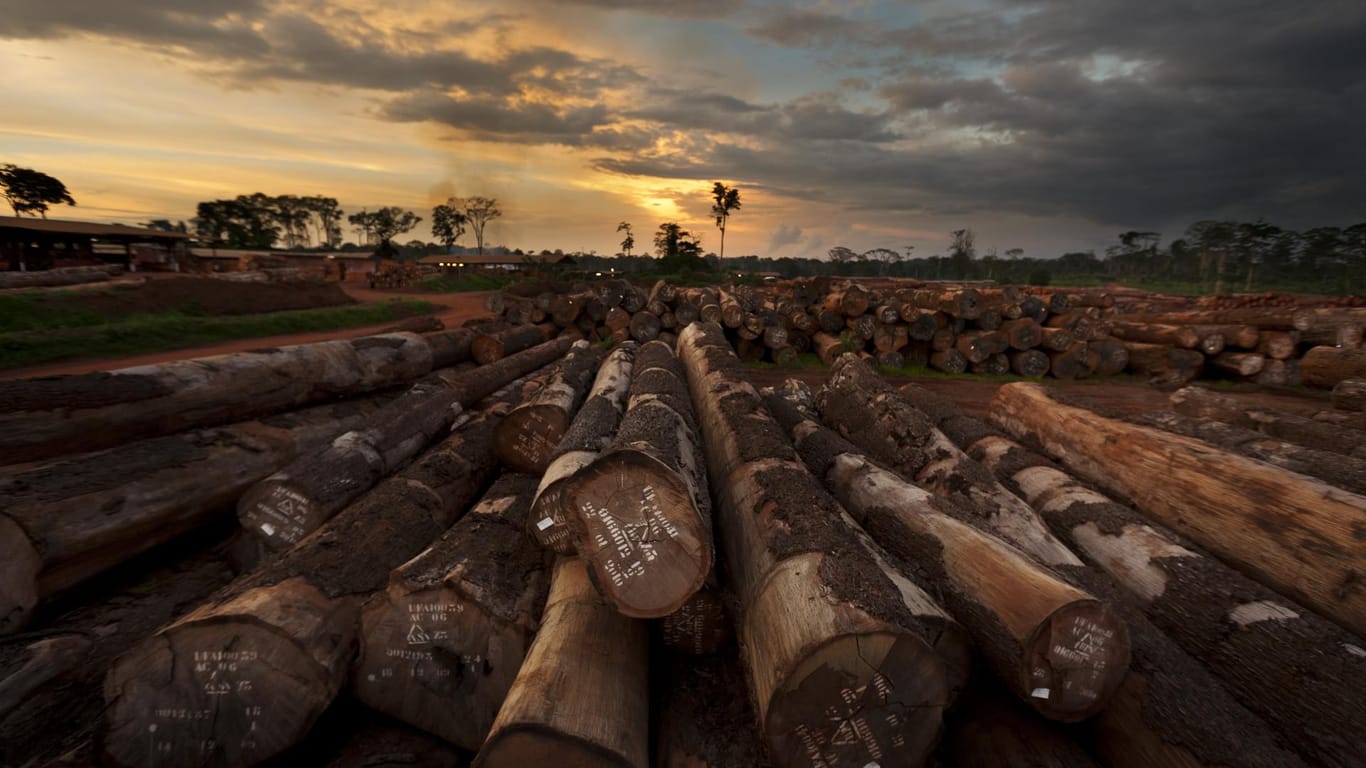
xmin=536 ymin=517 xmax=555 ymax=531
xmin=1031 ymin=688 xmax=1051 ymax=699
xmin=260 ymin=523 xmax=276 ymax=536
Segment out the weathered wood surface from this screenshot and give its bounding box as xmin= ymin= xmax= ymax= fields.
xmin=528 ymin=344 xmax=635 ymax=554
xmin=101 ymin=374 xmax=546 ymax=768
xmin=0 ymin=332 xmax=434 ymax=465
xmin=655 ymin=653 xmax=771 ymax=768
xmin=765 ymin=390 xmax=1128 ymax=722
xmin=493 ymin=341 xmax=600 ymax=474
xmin=470 ymin=324 xmax=552 ymax=365
xmin=434 ymin=337 xmax=575 ymax=406
xmin=473 ymin=557 xmax=647 ymax=768
xmin=0 ymin=397 xmax=386 ymax=634
xmin=1170 ymin=386 xmax=1366 ymax=458
xmin=1301 ymin=346 xmax=1366 ymax=388
xmin=352 ymin=473 xmax=550 ymax=750
xmin=990 ymin=382 xmax=1366 ymax=639
xmin=1333 ymin=378 xmax=1366 ymax=411
xmin=564 ymin=341 xmax=712 ymax=618
xmin=944 ymin=686 xmax=1099 ymax=768
xmin=678 ymin=322 xmax=962 ymax=767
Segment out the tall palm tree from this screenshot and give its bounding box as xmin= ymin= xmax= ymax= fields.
xmin=711 ymin=182 xmax=741 ymax=268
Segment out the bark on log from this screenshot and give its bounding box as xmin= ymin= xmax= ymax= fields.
xmin=629 ymin=310 xmax=661 ymax=342
xmin=817 ymin=355 xmax=1085 ymax=568
xmin=433 ymin=337 xmax=575 ymax=406
xmin=1010 ymin=349 xmax=1051 ymax=378
xmin=0 ymin=264 xmax=119 ymax=289
xmin=945 ymin=686 xmax=1099 ymax=768
xmin=1039 ymin=327 xmax=1074 ymax=352
xmin=493 ymin=342 xmax=601 ymax=474
xmin=1000 ymin=318 xmax=1042 ymax=350
xmin=1190 ymin=323 xmax=1261 ymax=349
xmin=678 ymin=322 xmax=961 ymax=767
xmin=0 ymin=332 xmax=433 ymax=465
xmin=654 ymin=653 xmax=771 ymax=768
xmin=1047 ymin=343 xmax=1094 ymax=380
xmin=766 ymin=392 xmax=1128 ymax=722
xmin=528 ymin=345 xmax=635 ymax=554
xmin=470 ymin=324 xmax=553 ymax=365
xmin=101 ymin=377 xmax=541 ymax=768
xmin=421 ymin=329 xmax=475 ymax=368
xmin=473 ymin=557 xmax=648 ymax=768
xmin=929 ymin=348 xmax=968 ymax=374
xmin=0 ymin=635 xmax=92 ymax=723
xmin=1210 ymin=352 xmax=1265 ymax=377
xmin=1088 ymin=339 xmax=1130 ymax=376
xmin=1108 ymin=322 xmax=1200 ymax=348
xmin=1333 ymin=378 xmax=1366 ymax=411
xmin=1301 ymin=322 xmax=1364 ymax=349
xmin=563 ymin=341 xmax=712 ymax=618
xmin=903 ymin=309 xmax=940 ymax=341
xmin=352 ymin=473 xmax=551 ymax=750
xmin=0 ymin=397 xmax=387 ymax=634
xmin=1301 ymin=346 xmax=1366 ymax=389
xmin=237 ymin=380 xmax=463 ymax=552
xmin=989 ymin=382 xmax=1366 ymax=638
xmin=1123 ymin=342 xmax=1204 ymax=383
xmin=1171 ymin=386 xmax=1366 ymax=458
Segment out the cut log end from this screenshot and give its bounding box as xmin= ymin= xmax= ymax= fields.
xmin=566 ymin=451 xmax=711 ymax=618
xmin=0 ymin=516 xmax=41 ymax=635
xmin=494 ymin=405 xmax=572 ymax=475
xmin=660 ymin=588 xmax=731 ymax=656
xmin=1022 ymin=600 xmax=1129 ymax=723
xmin=765 ymin=632 xmax=947 ymax=768
xmin=237 ymin=481 xmax=327 ymax=552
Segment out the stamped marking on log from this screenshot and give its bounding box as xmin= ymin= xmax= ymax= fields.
xmin=243 ymin=485 xmax=315 ymax=546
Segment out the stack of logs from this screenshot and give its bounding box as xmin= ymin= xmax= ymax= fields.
xmin=483 ymin=278 xmax=1366 ymax=388
xmin=2 ymin=318 xmax=1364 ymax=768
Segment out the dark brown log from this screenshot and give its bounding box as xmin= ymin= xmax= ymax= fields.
xmin=767 ymin=392 xmax=1127 ymax=722
xmin=970 ymin=352 xmax=1010 ymax=375
xmin=1123 ymin=342 xmax=1204 ymax=383
xmin=1088 ymin=338 xmax=1130 ymax=376
xmin=654 ymin=653 xmax=770 ymax=768
xmin=549 ymin=292 xmax=592 ymax=326
xmin=815 ymin=307 xmax=844 ymax=334
xmin=673 ymin=301 xmax=700 ymax=327
xmin=945 ymin=686 xmax=1099 ymax=768
xmin=1190 ymin=323 xmax=1262 ymax=349
xmin=473 ymin=557 xmax=647 ymax=768
xmin=873 ymin=322 xmax=908 ymax=354
xmin=1301 ymin=346 xmax=1366 ymax=389
xmin=818 ymin=356 xmax=1084 ymax=568
xmin=1119 ymin=308 xmax=1314 ymax=331
xmin=990 ymin=382 xmax=1366 ymax=638
xmin=0 ymin=635 xmax=92 ymax=723
xmin=471 ymin=324 xmax=553 ymax=365
xmin=1010 ymin=349 xmax=1050 ymax=378
xmin=974 ymin=307 xmax=1003 ymax=331
xmin=762 ymin=323 xmax=788 ymax=349
xmin=1048 ymin=342 xmax=1094 ymax=380
xmin=939 ymin=288 xmax=983 ymax=319
xmin=1000 ymin=318 xmax=1042 ymax=350
xmin=678 ymin=322 xmax=962 ymax=767
xmin=659 ymin=584 xmax=731 ymax=656
xmin=564 ymin=341 xmax=712 ymax=618
xmin=352 ymin=474 xmax=550 ymax=750
xmin=825 ymin=285 xmax=870 ymax=317
xmin=877 ymin=350 xmax=906 ymax=369
xmin=422 ymin=329 xmax=475 ymax=368
xmin=812 ymin=331 xmax=852 ymax=366
xmin=101 ymin=377 xmax=541 ymax=768
xmin=0 ymin=332 xmax=434 ymax=465
xmin=237 ymin=380 xmax=462 ymax=552
xmin=323 ymin=715 xmax=464 ymax=768
xmin=434 ymin=337 xmax=575 ymax=406
xmin=1301 ymin=322 xmax=1364 ymax=349
xmin=0 ymin=263 xmax=119 ymax=289
xmin=0 ymin=397 xmax=386 ymax=634
xmin=605 ymin=306 xmax=632 ymax=332
xmin=529 ymin=345 xmax=635 ymax=554
xmin=648 ymin=279 xmax=677 ymax=305
xmin=1171 ymin=385 xmax=1366 ymax=457
xmin=1134 ymin=410 xmax=1366 ymax=497
xmin=846 ymin=313 xmax=876 ymax=340
xmin=903 ymin=308 xmax=940 ymax=341
xmin=493 ymin=342 xmax=601 ymax=474
xmin=955 ymin=330 xmax=1008 ymax=364
xmin=1020 ymin=295 xmax=1048 ymax=322
xmin=1333 ymin=378 xmax=1366 ymax=411
xmin=628 ymin=310 xmax=661 ymax=342
xmin=1211 ymin=351 xmax=1265 ymax=377
xmin=1039 ymin=327 xmax=1074 ymax=351
xmin=770 ymin=344 xmax=799 ymax=365
xmin=929 ymin=348 xmax=968 ymax=374
xmin=1108 ymin=321 xmax=1201 ymax=348
xmin=620 ymin=284 xmax=646 ymax=314
xmin=1252 ymin=358 xmax=1300 ymax=387
xmin=874 ymin=304 xmax=900 ymax=324
xmin=930 ymin=326 xmax=956 ymax=352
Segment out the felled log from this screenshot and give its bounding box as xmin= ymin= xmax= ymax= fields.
xmin=999 ymin=318 xmax=1042 ymax=350
xmin=0 ymin=332 xmax=433 ymax=465
xmin=563 ymin=341 xmax=712 ymax=618
xmin=1252 ymin=358 xmax=1301 ymax=388
xmin=237 ymin=379 xmax=462 ymax=552
xmin=528 ymin=345 xmax=635 ymax=554
xmin=1333 ymin=378 xmax=1366 ymax=411
xmin=812 ymin=331 xmax=850 ymax=366
xmin=1120 ymin=308 xmax=1314 ymax=331
xmin=0 ymin=635 xmax=92 ymax=724
xmin=945 ymin=686 xmax=1099 ymax=768
xmin=1039 ymin=327 xmax=1074 ymax=351
xmin=1108 ymin=321 xmax=1200 ymax=348
xmin=825 ymin=285 xmax=869 ymax=317
xmin=678 ymin=322 xmax=962 ymax=766
xmin=1210 ymin=351 xmax=1265 ymax=377
xmin=628 ymin=310 xmax=661 ymax=342
xmin=1301 ymin=322 xmax=1364 ymax=349
xmin=323 ymin=715 xmax=464 ymax=768
xmin=422 ymin=329 xmax=476 ymax=368
xmin=900 ymin=384 xmax=1316 ymax=768
xmin=970 ymin=353 xmax=1010 ymax=375
xmin=766 ymin=391 xmax=1127 ymax=722
xmin=817 ymin=355 xmax=1085 ymax=568
xmin=1048 ymin=343 xmax=1094 ymax=380
xmin=1123 ymin=342 xmax=1204 ymax=383
xmin=1088 ymin=339 xmax=1130 ymax=376
xmin=1301 ymin=346 xmax=1366 ymax=389
xmin=101 ymin=375 xmax=541 ymax=768
xmin=1010 ymin=349 xmax=1050 ymax=378
xmin=473 ymin=557 xmax=647 ymax=768
xmin=0 ymin=396 xmax=386 ymax=634
xmin=1257 ymin=331 xmax=1297 ymax=360
xmin=352 ymin=473 xmax=550 ymax=750
xmin=953 ymin=416 xmax=1366 ymax=768
xmin=990 ymin=382 xmax=1366 ymax=638
xmin=1191 ymin=323 xmax=1261 ymax=349
xmin=1171 ymin=386 xmax=1366 ymax=458
xmin=433 ymin=337 xmax=575 ymax=406
xmin=493 ymin=342 xmax=600 ymax=474
xmin=956 ymin=330 xmax=1008 ymax=364
xmin=0 ymin=263 xmax=119 ymax=289
xmin=471 ymin=324 xmax=554 ymax=365
xmin=654 ymin=653 xmax=770 ymax=767
xmin=929 ymin=348 xmax=968 ymax=374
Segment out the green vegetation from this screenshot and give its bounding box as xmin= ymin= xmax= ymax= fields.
xmin=416 ymin=272 xmax=517 ymax=292
xmin=0 ymin=299 xmax=436 ymax=370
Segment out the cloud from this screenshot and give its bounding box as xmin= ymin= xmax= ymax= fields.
xmin=767 ymin=222 xmax=804 ymax=251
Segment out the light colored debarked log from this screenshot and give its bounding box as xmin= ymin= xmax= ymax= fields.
xmin=472 ymin=557 xmax=648 ymax=768
xmin=352 ymin=473 xmax=550 ymax=751
xmin=990 ymin=382 xmax=1366 ymax=639
xmin=678 ymin=322 xmax=964 ymax=767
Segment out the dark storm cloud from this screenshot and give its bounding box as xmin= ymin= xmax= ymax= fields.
xmin=745 ymin=10 xmax=872 ymax=47
xmin=632 ymin=89 xmax=898 ymax=143
xmin=552 ymin=0 xmax=739 ymax=16
xmin=380 ymin=89 xmax=621 ymax=147
xmin=0 ymin=0 xmax=269 ymax=55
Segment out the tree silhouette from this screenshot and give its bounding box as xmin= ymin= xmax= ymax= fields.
xmin=1 ymin=164 xmax=76 ymax=218
xmin=617 ymin=221 xmax=635 ymax=257
xmin=462 ymin=197 xmax=502 ymax=256
xmin=432 ymin=200 xmax=468 ymax=249
xmin=654 ymin=222 xmax=705 ymax=272
xmin=710 ymin=181 xmax=741 ymax=266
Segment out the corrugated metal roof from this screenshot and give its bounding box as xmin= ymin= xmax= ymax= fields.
xmin=417 ymin=252 xmax=576 ymax=266
xmin=0 ymin=216 xmax=191 ymax=239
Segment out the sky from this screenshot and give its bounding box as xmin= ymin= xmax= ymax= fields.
xmin=1 ymin=0 xmax=1362 ymax=261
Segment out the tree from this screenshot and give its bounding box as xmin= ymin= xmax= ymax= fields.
xmin=862 ymin=248 xmax=901 ymax=276
xmin=1 ymin=164 xmax=76 ymax=218
xmin=948 ymin=229 xmax=976 ymax=278
xmin=653 ymin=222 xmax=705 ymax=272
xmin=710 ymin=182 xmax=741 ymax=265
xmin=193 ymin=195 xmax=279 ymax=249
xmin=617 ymin=221 xmax=635 ymax=257
xmin=1185 ymin=220 xmax=1235 ymax=293
xmin=828 ymin=246 xmax=858 ymax=264
xmin=368 ymin=207 xmax=422 ymax=246
xmin=272 ymin=195 xmax=313 ymax=249
xmin=144 ymin=219 xmax=187 ymax=233
xmin=306 ymin=196 xmax=344 ymax=249
xmin=462 ymin=197 xmax=502 ymax=256
xmin=431 ymin=201 xmax=468 ymax=249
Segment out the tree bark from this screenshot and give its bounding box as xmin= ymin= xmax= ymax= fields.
xmin=1190 ymin=323 xmax=1261 ymax=349
xmin=564 ymin=341 xmax=712 ymax=618
xmin=678 ymin=322 xmax=962 ymax=767
xmin=1010 ymin=349 xmax=1050 ymax=378
xmin=0 ymin=397 xmax=387 ymax=634
xmin=765 ymin=392 xmax=1128 ymax=723
xmin=1000 ymin=318 xmax=1042 ymax=350
xmin=473 ymin=557 xmax=648 ymax=768
xmin=1122 ymin=342 xmax=1204 ymax=383
xmin=1210 ymin=352 xmax=1265 ymax=377
xmin=1048 ymin=343 xmax=1095 ymax=380
xmin=1170 ymin=385 xmax=1366 ymax=458
xmin=421 ymin=329 xmax=475 ymax=368
xmin=989 ymin=382 xmax=1366 ymax=638
xmin=470 ymin=324 xmax=554 ymax=365
xmin=1301 ymin=346 xmax=1366 ymax=389
xmin=654 ymin=653 xmax=771 ymax=767
xmin=528 ymin=344 xmax=636 ymax=554
xmin=0 ymin=332 xmax=434 ymax=465
xmin=1333 ymin=378 xmax=1366 ymax=411
xmin=101 ymin=377 xmax=542 ymax=768
xmin=0 ymin=635 xmax=92 ymax=724
xmin=1088 ymin=339 xmax=1130 ymax=376
xmin=433 ymin=337 xmax=575 ymax=406
xmin=352 ymin=473 xmax=551 ymax=750
xmin=944 ymin=686 xmax=1099 ymax=768
xmin=1118 ymin=308 xmax=1314 ymax=332
xmin=1108 ymin=322 xmax=1201 ymax=348
xmin=1039 ymin=327 xmax=1074 ymax=352
xmin=629 ymin=310 xmax=661 ymax=342
xmin=493 ymin=343 xmax=601 ymax=474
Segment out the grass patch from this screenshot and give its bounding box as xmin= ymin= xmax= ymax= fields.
xmin=0 ymin=291 xmax=124 ymax=333
xmin=0 ymin=299 xmax=437 ymax=370
xmin=416 ymin=273 xmax=516 ymax=293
